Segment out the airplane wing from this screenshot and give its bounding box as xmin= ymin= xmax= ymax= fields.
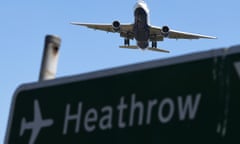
xmin=71 ymin=22 xmax=133 ymax=35
xmin=150 ymin=25 xmax=216 ymax=40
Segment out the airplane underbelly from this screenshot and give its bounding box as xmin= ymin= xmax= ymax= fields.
xmin=135 ymin=30 xmax=149 ymax=41
xmin=134 ymin=7 xmax=149 ymax=48
xmin=137 ymin=41 xmax=148 ymax=49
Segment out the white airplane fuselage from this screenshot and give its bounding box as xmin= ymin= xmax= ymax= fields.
xmin=133 ymin=1 xmax=151 ymax=49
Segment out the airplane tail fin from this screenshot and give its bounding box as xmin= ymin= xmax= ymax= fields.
xmin=20 ymin=118 xmax=27 ymax=136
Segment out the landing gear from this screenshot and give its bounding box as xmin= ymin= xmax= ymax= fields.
xmin=124 ymin=38 xmax=130 ymax=46
xmin=152 ymin=41 xmax=157 ymax=48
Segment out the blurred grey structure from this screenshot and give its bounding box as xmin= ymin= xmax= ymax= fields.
xmin=39 ymin=35 xmax=61 ymax=81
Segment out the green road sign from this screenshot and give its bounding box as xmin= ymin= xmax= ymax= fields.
xmin=5 ymin=46 xmax=240 ymax=144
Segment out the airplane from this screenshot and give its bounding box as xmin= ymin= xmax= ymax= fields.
xmin=71 ymin=0 xmax=216 ymax=53
xmin=20 ymin=100 xmax=54 ymax=144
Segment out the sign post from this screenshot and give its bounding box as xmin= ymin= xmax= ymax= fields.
xmin=5 ymin=46 xmax=240 ymax=144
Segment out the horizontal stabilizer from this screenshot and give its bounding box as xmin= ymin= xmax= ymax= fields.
xmin=119 ymin=45 xmax=138 ymax=49
xmin=119 ymin=45 xmax=170 ymax=53
xmin=148 ymin=47 xmax=170 ymax=53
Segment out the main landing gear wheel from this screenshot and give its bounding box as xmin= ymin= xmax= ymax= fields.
xmin=124 ymin=38 xmax=130 ymax=46
xmin=152 ymin=41 xmax=157 ymax=48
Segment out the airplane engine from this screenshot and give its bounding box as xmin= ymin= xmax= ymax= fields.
xmin=161 ymin=26 xmax=170 ymax=37
xmin=112 ymin=21 xmax=121 ymax=32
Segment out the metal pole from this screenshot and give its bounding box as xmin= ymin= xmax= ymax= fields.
xmin=39 ymin=35 xmax=61 ymax=81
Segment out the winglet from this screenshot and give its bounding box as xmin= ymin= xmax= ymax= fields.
xmin=70 ymin=22 xmax=81 ymax=25
xmin=201 ymin=35 xmax=217 ymax=39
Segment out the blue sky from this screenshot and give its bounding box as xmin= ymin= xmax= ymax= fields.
xmin=1 ymin=0 xmax=239 ymax=142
